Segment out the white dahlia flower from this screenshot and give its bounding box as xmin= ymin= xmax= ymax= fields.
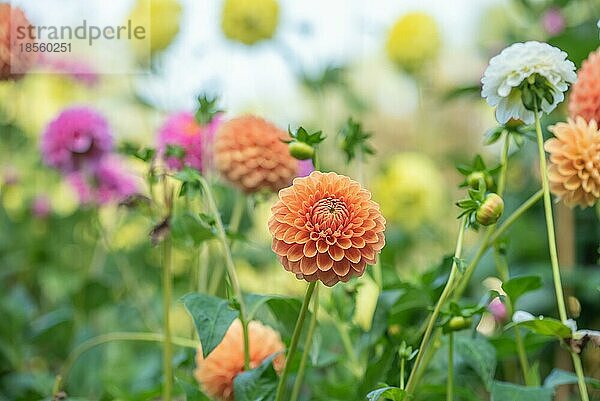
xmin=481 ymin=41 xmax=576 ymax=124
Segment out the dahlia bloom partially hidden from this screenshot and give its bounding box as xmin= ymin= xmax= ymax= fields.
xmin=545 ymin=117 xmax=600 ymax=208
xmin=386 ymin=12 xmax=441 ymax=72
xmin=269 ymin=171 xmax=386 ymax=286
xmin=41 ymin=107 xmax=113 ymax=173
xmin=481 ymin=41 xmax=576 ymax=124
xmin=157 ymin=112 xmax=220 ymax=172
xmin=221 ymin=0 xmax=279 ymax=45
xmin=214 ymin=115 xmax=299 ymax=193
xmin=0 ymin=4 xmax=38 ymax=80
xmin=68 ymin=156 xmax=139 ymax=205
xmin=373 ymin=153 xmax=445 ymax=230
xmin=194 ymin=319 xmax=284 ymax=401
xmin=568 ymin=48 xmax=600 ymax=124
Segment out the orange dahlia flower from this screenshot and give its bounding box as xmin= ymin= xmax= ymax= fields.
xmin=194 ymin=319 xmax=284 ymax=401
xmin=545 ymin=117 xmax=600 ymax=208
xmin=0 ymin=4 xmax=38 ymax=80
xmin=269 ymin=171 xmax=386 ymax=287
xmin=214 ymin=115 xmax=298 ymax=193
xmin=569 ymin=48 xmax=600 ymax=124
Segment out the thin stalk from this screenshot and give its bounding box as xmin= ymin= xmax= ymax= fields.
xmin=497 ymin=133 xmax=510 ymax=195
xmin=533 ymin=109 xmax=589 ymax=401
xmin=54 ymin=332 xmax=198 ymax=396
xmin=274 ymin=281 xmax=317 ymax=401
xmin=290 ymin=284 xmax=320 ymax=401
xmin=229 ymin=195 xmax=245 ymax=234
xmin=335 ymin=321 xmax=362 ymax=377
xmin=447 ymin=333 xmax=454 ymax=401
xmin=162 ymin=235 xmax=173 ymax=401
xmin=405 ymin=218 xmax=467 ymax=395
xmin=489 ymin=189 xmax=543 ymax=244
xmin=514 ymin=328 xmax=533 ymax=385
xmin=198 ymin=177 xmax=251 ymax=370
xmin=400 ymin=358 xmax=406 ymax=390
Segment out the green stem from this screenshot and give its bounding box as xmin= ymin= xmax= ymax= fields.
xmin=405 ymin=218 xmax=467 ymax=395
xmin=533 ymin=111 xmax=568 ymax=322
xmin=489 ymin=189 xmax=543 ymax=244
xmin=290 ymin=284 xmax=320 ymax=401
xmin=274 ymin=281 xmax=317 ymax=401
xmin=162 ymin=235 xmax=173 ymax=401
xmin=335 ymin=321 xmax=362 ymax=377
xmin=400 ymin=358 xmax=406 ymax=390
xmin=497 ymin=133 xmax=510 ymax=195
xmin=572 ymin=352 xmax=590 ymax=401
xmin=514 ymin=327 xmax=533 ymax=385
xmin=54 ymin=332 xmax=198 ymax=396
xmin=198 ymin=177 xmax=251 ymax=370
xmin=534 ymin=110 xmax=589 ymax=401
xmin=447 ymin=333 xmax=454 ymax=401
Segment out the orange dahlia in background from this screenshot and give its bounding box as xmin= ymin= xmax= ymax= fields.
xmin=545 ymin=117 xmax=600 ymax=208
xmin=269 ymin=171 xmax=386 ymax=287
xmin=0 ymin=4 xmax=38 ymax=80
xmin=569 ymin=48 xmax=600 ymax=124
xmin=194 ymin=319 xmax=284 ymax=401
xmin=214 ymin=115 xmax=298 ymax=193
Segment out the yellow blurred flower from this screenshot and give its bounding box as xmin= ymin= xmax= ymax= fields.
xmin=386 ymin=12 xmax=441 ymax=72
xmin=221 ymin=0 xmax=279 ymax=45
xmin=129 ymin=0 xmax=182 ymax=56
xmin=0 ymin=75 xmax=89 ymax=137
xmin=373 ymin=152 xmax=446 ymax=230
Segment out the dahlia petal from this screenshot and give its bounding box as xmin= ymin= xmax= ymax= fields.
xmin=303 ymin=241 xmax=317 ymax=257
xmin=328 ymin=245 xmax=344 ymax=261
xmin=332 ymin=259 xmax=351 ymax=276
xmin=300 ymin=256 xmax=318 ymax=275
xmin=344 ymin=247 xmax=361 ymax=263
xmin=316 ymin=252 xmax=334 ymax=271
xmin=286 ymin=244 xmax=305 ymax=262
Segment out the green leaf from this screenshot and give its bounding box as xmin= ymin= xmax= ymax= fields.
xmin=233 ymin=355 xmax=279 ymax=401
xmin=543 ymin=369 xmax=600 ymax=390
xmin=170 ymin=212 xmax=215 ymax=246
xmin=181 ymin=293 xmax=239 ymax=357
xmin=502 ymin=276 xmax=543 ymax=304
xmin=454 ymin=336 xmax=496 ymax=390
xmin=507 ymin=317 xmax=572 ymax=339
xmin=176 ymin=377 xmax=211 ymax=401
xmin=366 ymin=386 xmax=407 ymax=401
xmin=491 ymin=381 xmax=553 ymax=401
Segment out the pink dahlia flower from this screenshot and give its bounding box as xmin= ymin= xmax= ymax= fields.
xmin=41 ymin=107 xmax=113 ymax=173
xmin=157 ymin=112 xmax=221 ymax=172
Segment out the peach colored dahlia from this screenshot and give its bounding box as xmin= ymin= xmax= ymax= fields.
xmin=214 ymin=115 xmax=298 ymax=193
xmin=194 ymin=319 xmax=284 ymax=401
xmin=269 ymin=171 xmax=386 ymax=287
xmin=545 ymin=117 xmax=600 ymax=208
xmin=569 ymin=48 xmax=600 ymax=124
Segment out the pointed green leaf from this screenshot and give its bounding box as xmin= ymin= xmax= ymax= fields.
xmin=181 ymin=293 xmax=239 ymax=357
xmin=233 ymin=354 xmax=279 ymax=401
xmin=502 ymin=276 xmax=543 ymax=304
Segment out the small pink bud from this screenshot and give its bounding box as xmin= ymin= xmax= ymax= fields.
xmin=542 ymin=8 xmax=565 ymax=36
xmin=488 ymin=297 xmax=508 ymax=322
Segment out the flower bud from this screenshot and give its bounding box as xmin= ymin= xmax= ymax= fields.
xmin=476 ymin=193 xmax=504 ymax=226
xmin=488 ymin=297 xmax=508 ymax=323
xmin=467 ymin=171 xmax=494 ymax=190
xmin=288 ymin=141 xmax=314 ymax=160
xmin=445 ymin=316 xmax=473 ymax=333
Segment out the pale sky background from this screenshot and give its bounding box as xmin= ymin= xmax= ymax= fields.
xmin=15 ymin=0 xmax=505 ymax=124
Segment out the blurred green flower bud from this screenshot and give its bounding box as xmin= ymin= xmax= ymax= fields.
xmin=445 ymin=316 xmax=473 ymax=333
xmin=466 ymin=171 xmax=494 ymax=190
xmin=289 ymin=141 xmax=315 ymax=160
xmin=476 ymin=193 xmax=504 ymax=226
